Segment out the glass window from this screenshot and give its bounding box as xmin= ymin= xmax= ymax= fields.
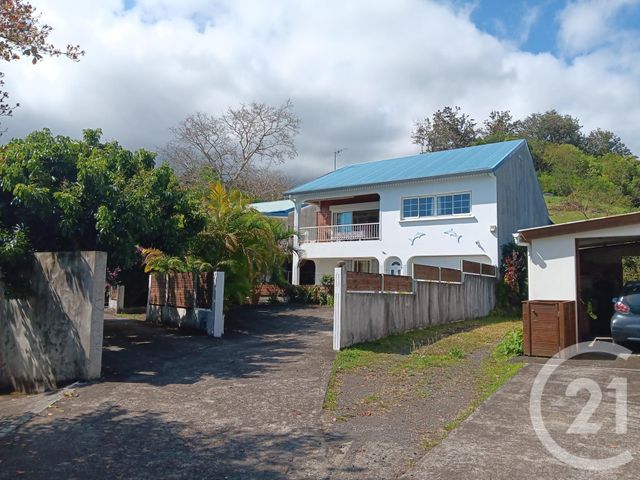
xmin=352 ymin=209 xmax=379 ymax=224
xmin=390 ymin=261 xmax=402 ymax=276
xmin=352 ymin=260 xmax=371 ymax=273
xmin=404 ymin=193 xmax=470 ymax=218
xmin=453 ymin=193 xmax=471 ymax=214
xmin=437 ymin=193 xmax=470 ymax=215
xmin=333 ymin=211 xmax=353 ymax=225
xmin=403 ymin=198 xmax=419 ymax=218
xmin=419 ymin=197 xmax=434 ymax=216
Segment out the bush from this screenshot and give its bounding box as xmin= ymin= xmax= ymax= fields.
xmin=284 ymin=284 xmax=332 ymax=305
xmin=495 ymin=328 xmax=524 ymax=358
xmin=498 ymin=242 xmax=528 ymax=310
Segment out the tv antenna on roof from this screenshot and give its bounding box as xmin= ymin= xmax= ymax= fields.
xmin=334 ymin=148 xmax=347 ymax=171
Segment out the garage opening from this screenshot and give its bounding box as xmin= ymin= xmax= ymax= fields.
xmin=577 ymin=236 xmax=640 ymax=342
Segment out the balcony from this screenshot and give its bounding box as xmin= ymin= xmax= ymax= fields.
xmin=299 ymin=222 xmax=380 ymax=244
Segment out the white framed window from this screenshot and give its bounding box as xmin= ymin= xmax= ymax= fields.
xmin=402 ymin=192 xmax=471 ymax=219
xmin=349 ymin=259 xmax=371 ymax=273
xmin=389 ymin=261 xmax=402 ymax=275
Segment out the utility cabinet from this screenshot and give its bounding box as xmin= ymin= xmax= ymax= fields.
xmin=522 ymin=301 xmax=576 ymax=357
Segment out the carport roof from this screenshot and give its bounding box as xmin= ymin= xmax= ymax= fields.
xmin=517 ymin=211 xmax=640 ymax=242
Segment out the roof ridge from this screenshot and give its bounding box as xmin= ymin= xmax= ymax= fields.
xmin=285 ymin=139 xmax=527 ymax=196
xmin=336 ymin=138 xmax=524 ymax=171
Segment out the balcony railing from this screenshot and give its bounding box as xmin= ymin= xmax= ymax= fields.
xmin=299 ymin=223 xmax=380 ymax=244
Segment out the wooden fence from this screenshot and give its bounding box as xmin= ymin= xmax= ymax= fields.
xmin=147 ymin=272 xmax=224 ymax=337
xmin=333 ymin=261 xmax=497 ymax=350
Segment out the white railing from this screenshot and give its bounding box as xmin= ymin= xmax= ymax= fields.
xmin=299 ymin=223 xmax=380 ymax=243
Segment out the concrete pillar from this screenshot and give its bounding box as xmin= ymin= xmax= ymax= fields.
xmin=292 ymin=252 xmax=300 ymax=285
xmin=292 ymin=200 xmax=301 ymax=285
xmin=207 ymin=271 xmax=225 ymax=338
xmin=333 ymin=266 xmax=346 ymax=351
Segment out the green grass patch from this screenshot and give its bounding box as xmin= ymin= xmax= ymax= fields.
xmin=544 ymin=194 xmax=631 ymax=224
xmin=422 ymin=328 xmax=524 ymax=450
xmin=323 ymin=315 xmax=520 ymax=410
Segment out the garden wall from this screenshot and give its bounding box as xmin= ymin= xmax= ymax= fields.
xmin=333 ymin=264 xmax=496 ymax=349
xmin=0 ymin=251 xmax=107 ymax=393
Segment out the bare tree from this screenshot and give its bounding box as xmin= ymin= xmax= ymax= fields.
xmin=165 ymin=100 xmax=301 ymax=194
xmin=234 ymin=167 xmax=294 ymax=201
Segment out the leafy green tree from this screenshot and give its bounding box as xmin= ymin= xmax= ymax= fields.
xmin=143 ymin=182 xmax=291 ymax=304
xmin=536 ymin=144 xmax=590 ymax=195
xmin=412 ymin=106 xmax=477 ymax=152
xmin=515 ymin=110 xmax=583 ymax=147
xmin=565 ymin=177 xmax=630 ymax=218
xmin=582 ymin=129 xmax=632 ymax=157
xmin=0 ymin=128 xmax=201 ymax=296
xmin=482 ymin=110 xmax=517 ymax=137
xmin=596 ymin=153 xmax=640 ymax=206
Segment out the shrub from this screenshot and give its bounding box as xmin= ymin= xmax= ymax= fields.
xmin=495 ymin=328 xmax=524 ymax=358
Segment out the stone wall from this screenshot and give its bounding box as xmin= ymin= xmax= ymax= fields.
xmin=0 ymin=251 xmax=107 ymax=393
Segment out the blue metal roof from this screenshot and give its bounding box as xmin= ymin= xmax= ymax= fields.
xmin=286 ymin=139 xmax=526 ymax=196
xmin=249 ymin=199 xmax=295 ymax=217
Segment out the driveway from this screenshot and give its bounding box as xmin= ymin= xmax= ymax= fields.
xmin=402 ymin=361 xmax=640 ymax=479
xmin=0 ymin=306 xmax=337 ymax=479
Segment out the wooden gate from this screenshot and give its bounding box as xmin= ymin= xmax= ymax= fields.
xmin=523 ymin=301 xmax=576 ymax=357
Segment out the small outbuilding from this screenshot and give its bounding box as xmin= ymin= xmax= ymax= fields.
xmin=515 ymin=212 xmax=640 ymax=355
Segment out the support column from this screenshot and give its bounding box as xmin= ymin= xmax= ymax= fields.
xmin=333 ymin=266 xmax=346 ymax=351
xmin=207 ymin=271 xmax=225 ymax=338
xmin=291 ymin=199 xmax=301 ymax=285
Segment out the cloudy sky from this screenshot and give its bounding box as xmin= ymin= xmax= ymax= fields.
xmin=3 ymin=0 xmax=640 ymax=181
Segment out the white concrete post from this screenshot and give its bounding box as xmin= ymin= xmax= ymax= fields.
xmin=292 ymin=200 xmax=301 ymax=285
xmin=116 ymin=285 xmax=125 ymax=313
xmin=207 ymin=271 xmax=225 ymax=338
xmin=333 ymin=266 xmax=346 ymax=351
xmin=146 ymin=274 xmax=152 ymax=319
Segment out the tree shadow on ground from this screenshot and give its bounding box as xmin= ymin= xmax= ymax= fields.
xmin=101 ymin=305 xmax=333 ymax=386
xmin=0 ymin=404 xmax=349 ymax=480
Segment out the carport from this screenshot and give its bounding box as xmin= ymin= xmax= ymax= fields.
xmin=515 ymin=212 xmax=640 ymax=355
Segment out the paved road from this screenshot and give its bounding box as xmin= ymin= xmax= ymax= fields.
xmin=402 ymin=361 xmax=640 ymax=479
xmin=0 ymin=306 xmax=337 ymax=479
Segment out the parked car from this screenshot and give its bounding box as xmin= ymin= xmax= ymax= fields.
xmin=611 ymin=282 xmax=640 ymax=344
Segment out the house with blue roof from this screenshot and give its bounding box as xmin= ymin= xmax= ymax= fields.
xmin=284 ymin=139 xmax=549 ymax=285
xmin=249 ymin=199 xmax=295 ymax=220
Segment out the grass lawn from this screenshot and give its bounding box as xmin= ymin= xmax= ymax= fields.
xmin=545 ymin=195 xmax=630 ymax=224
xmin=324 ymin=315 xmax=523 ymax=451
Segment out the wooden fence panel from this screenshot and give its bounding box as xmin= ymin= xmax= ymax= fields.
xmin=413 ymin=264 xmax=440 ymax=281
xmin=196 ymin=273 xmax=214 ymax=309
xmin=167 ymin=272 xmax=195 ymax=308
xmin=462 ymin=260 xmax=481 ymax=275
xmin=383 ymin=274 xmax=413 ymax=292
xmin=441 ymin=267 xmax=462 ymax=283
xmin=149 ymin=274 xmax=166 ymax=306
xmin=346 ymin=272 xmax=383 ymax=292
xmin=481 ymin=264 xmax=497 ymax=277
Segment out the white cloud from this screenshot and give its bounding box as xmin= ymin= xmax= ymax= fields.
xmin=2 ymin=0 xmax=640 ymax=184
xmin=557 ymin=0 xmax=640 ymax=55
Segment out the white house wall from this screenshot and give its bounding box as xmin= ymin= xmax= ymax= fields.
xmin=294 ymin=173 xmax=500 ymax=279
xmin=527 ymin=223 xmax=640 ymax=302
